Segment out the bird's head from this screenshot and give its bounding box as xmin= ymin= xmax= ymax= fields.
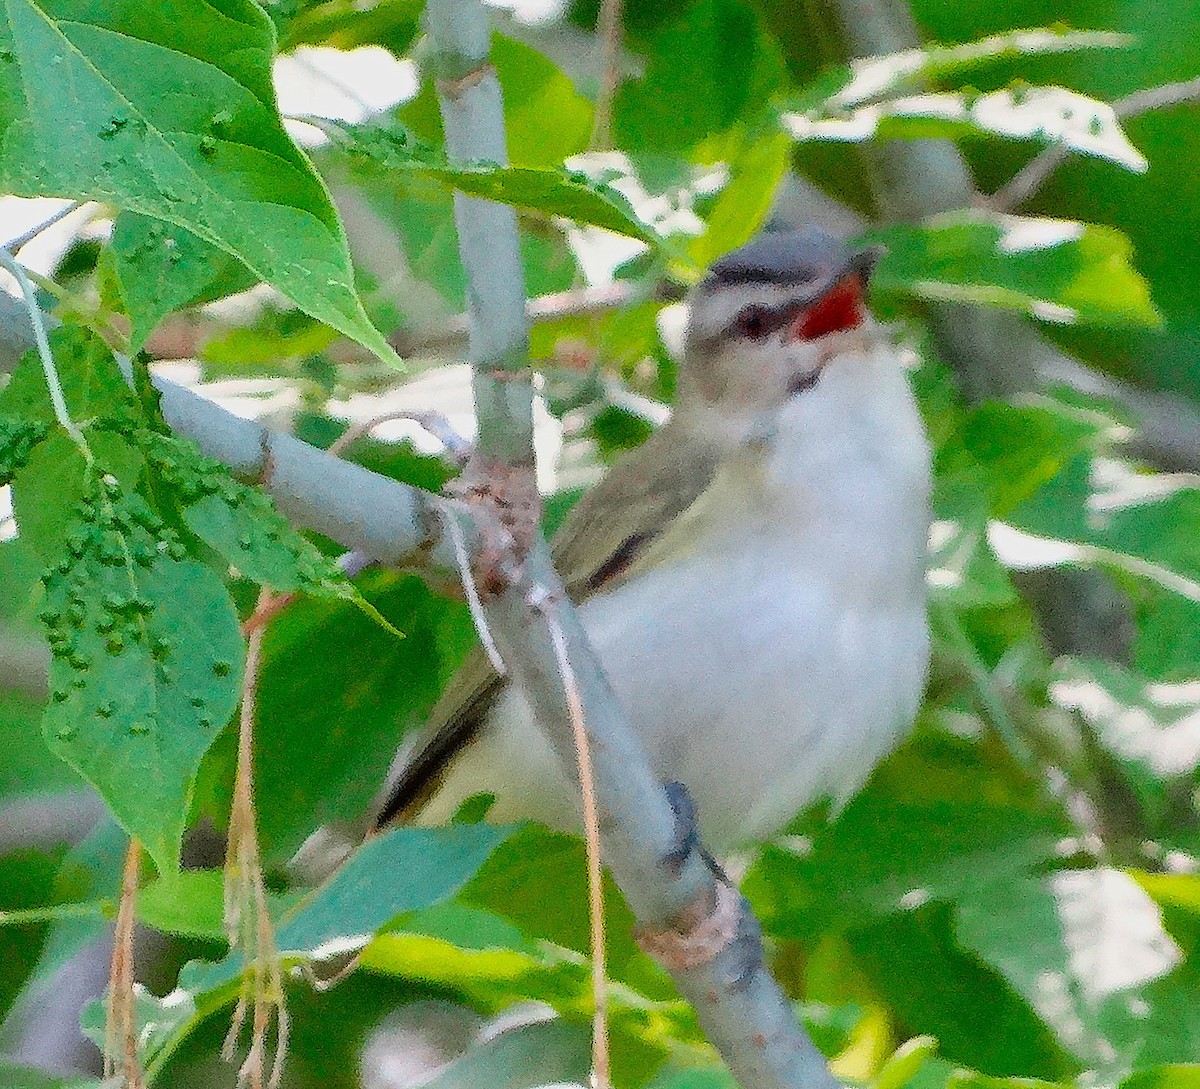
xmin=680 ymin=229 xmax=882 ymax=441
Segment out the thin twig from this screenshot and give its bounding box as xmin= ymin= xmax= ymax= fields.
xmin=105 ymin=838 xmax=145 ymax=1089
xmin=536 ymin=590 xmax=610 ymax=1089
xmin=329 ymin=409 xmax=472 ymax=462
xmin=3 ymin=200 xmax=85 ymax=253
xmin=225 ymin=589 xmax=290 ymax=1089
xmin=988 ymin=76 xmax=1200 ymax=211
xmin=0 ymin=249 xmax=89 ymax=450
xmin=589 ymin=0 xmax=624 ymax=151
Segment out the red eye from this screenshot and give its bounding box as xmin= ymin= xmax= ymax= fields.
xmin=795 ymin=277 xmax=865 ymax=340
xmin=735 ymin=307 xmax=772 ymax=339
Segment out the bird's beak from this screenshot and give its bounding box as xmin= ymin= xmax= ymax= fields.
xmin=780 ymin=243 xmax=883 ymax=345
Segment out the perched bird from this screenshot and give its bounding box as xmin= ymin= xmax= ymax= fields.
xmin=375 ymin=228 xmax=931 ymax=853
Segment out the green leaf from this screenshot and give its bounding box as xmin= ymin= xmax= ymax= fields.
xmin=688 ymin=131 xmax=792 ymax=269
xmin=106 ymin=213 xmax=258 ymax=353
xmin=0 ymin=1064 xmax=103 ymax=1089
xmin=0 ymin=326 xmax=137 ymax=426
xmin=40 ymin=473 xmax=243 ymax=873
xmin=1049 ymin=659 xmax=1200 ymax=820
xmin=0 ymin=0 xmax=395 ymax=362
xmin=1004 ymin=451 xmax=1200 ymax=611
xmin=337 ymin=122 xmax=657 ymax=244
xmin=215 ymin=823 xmax=511 ymax=983
xmin=136 ymin=431 xmax=359 ymax=598
xmin=750 ymin=794 xmax=1060 ymax=939
xmin=281 ymin=0 xmax=422 ymax=53
xmin=11 ymin=429 xmax=144 ymax=564
xmin=132 ymin=823 xmax=513 ymax=1076
xmin=1121 ymin=1066 xmax=1200 ymax=1089
xmin=612 ymin=0 xmax=786 ymax=153
xmin=0 ymin=689 xmax=81 ymax=802
xmin=785 ymin=28 xmax=1131 ymax=112
xmin=138 ymin=868 xmax=295 ymax=942
xmin=875 ymin=1035 xmax=939 ymax=1089
xmin=236 ymin=573 xmax=472 ymax=861
xmin=870 ymin=212 xmax=1159 ymax=327
xmin=846 ymin=905 xmax=1074 ymax=1078
xmin=955 ymin=869 xmax=1181 ymax=1071
xmin=783 ymin=87 xmax=1146 ymax=172
xmin=645 ymin=1068 xmax=737 ymax=1089
xmin=0 ymin=416 xmax=48 ymax=486
xmin=421 ymin=1019 xmax=590 ymax=1089
xmin=402 ymin=34 xmax=592 ymax=169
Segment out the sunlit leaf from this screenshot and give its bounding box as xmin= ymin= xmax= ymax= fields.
xmin=871 ymin=212 xmax=1159 ymax=327
xmin=0 ymin=0 xmax=395 ymax=361
xmin=783 ymin=88 xmax=1146 ymax=172
xmin=786 ymin=28 xmax=1130 ymax=112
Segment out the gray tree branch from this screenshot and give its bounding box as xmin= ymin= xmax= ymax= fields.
xmin=423 ymin=0 xmax=839 ymax=1085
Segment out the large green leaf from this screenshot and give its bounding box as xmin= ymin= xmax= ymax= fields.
xmin=612 ymin=0 xmax=786 ymax=153
xmin=40 ymin=471 xmax=244 ymax=873
xmin=956 ymin=869 xmax=1184 ymax=1075
xmin=224 ymin=572 xmax=473 ymax=861
xmin=749 ymin=792 xmax=1060 ymax=939
xmin=132 ymin=823 xmax=513 ymax=1077
xmin=105 ymin=213 xmax=258 ymax=354
xmin=1003 ymin=450 xmax=1200 ymax=602
xmin=846 ymin=906 xmax=1075 ymax=1078
xmin=136 ymin=431 xmax=363 ymax=599
xmin=0 ymin=0 xmax=395 ymax=361
xmin=870 ymin=212 xmax=1159 ymax=326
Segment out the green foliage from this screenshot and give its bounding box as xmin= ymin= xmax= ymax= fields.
xmin=1 ymin=2 xmax=1199 ymax=1088
xmin=872 ymin=212 xmax=1159 ymax=327
xmin=0 ymin=0 xmax=395 ymax=361
xmin=40 ymin=476 xmax=245 ymax=874
xmin=105 ymin=214 xmax=258 ymax=354
xmin=335 ymin=121 xmax=659 ymax=243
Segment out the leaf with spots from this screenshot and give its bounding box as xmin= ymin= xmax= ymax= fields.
xmin=0 ymin=0 xmax=396 ymax=363
xmin=135 ymin=434 xmax=397 ymax=637
xmin=333 ymin=121 xmax=657 ymax=244
xmin=0 ymin=325 xmax=137 ymax=426
xmin=105 ymin=213 xmax=258 ymax=354
xmin=137 ymin=431 xmax=355 ymax=598
xmin=40 ymin=471 xmax=243 ymax=874
xmin=0 ymin=416 xmax=47 ymax=486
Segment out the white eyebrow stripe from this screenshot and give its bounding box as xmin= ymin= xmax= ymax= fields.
xmin=688 ymin=281 xmax=818 ymax=344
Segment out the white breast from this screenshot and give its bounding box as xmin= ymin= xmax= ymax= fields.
xmin=421 ymin=344 xmax=931 ymax=852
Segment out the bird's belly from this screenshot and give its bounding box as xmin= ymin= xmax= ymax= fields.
xmin=423 ymin=560 xmax=928 ymax=852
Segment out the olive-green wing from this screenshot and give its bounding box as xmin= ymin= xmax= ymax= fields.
xmin=374 ymin=421 xmax=717 ymax=825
